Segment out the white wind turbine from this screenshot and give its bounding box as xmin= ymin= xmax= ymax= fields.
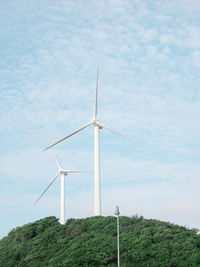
xmin=35 ymin=151 xmax=89 ymax=224
xmin=44 ymin=70 xmax=136 ymax=216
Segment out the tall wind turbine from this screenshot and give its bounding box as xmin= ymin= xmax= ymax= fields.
xmin=44 ymin=70 xmax=136 ymax=216
xmin=35 ymin=151 xmax=89 ymax=224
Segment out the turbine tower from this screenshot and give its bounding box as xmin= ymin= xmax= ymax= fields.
xmin=44 ymin=71 xmax=136 ymax=216
xmin=35 ymin=151 xmax=89 ymax=224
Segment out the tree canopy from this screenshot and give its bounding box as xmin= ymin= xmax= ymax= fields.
xmin=0 ymin=215 xmax=200 ymax=266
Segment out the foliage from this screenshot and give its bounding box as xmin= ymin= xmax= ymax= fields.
xmin=0 ymin=215 xmax=200 ymax=266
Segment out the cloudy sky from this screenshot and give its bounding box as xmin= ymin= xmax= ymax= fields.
xmin=0 ymin=0 xmax=200 ymax=238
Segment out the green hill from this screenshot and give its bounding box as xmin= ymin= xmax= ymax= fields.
xmin=0 ymin=216 xmax=200 ymax=266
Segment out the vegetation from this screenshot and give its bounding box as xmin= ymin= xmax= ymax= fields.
xmin=0 ymin=215 xmax=200 ymax=266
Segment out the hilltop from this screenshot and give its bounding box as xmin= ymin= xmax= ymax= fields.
xmin=0 ymin=216 xmax=200 ymax=266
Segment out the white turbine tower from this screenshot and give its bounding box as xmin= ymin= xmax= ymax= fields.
xmin=35 ymin=151 xmax=89 ymax=224
xmin=44 ymin=70 xmax=136 ymax=216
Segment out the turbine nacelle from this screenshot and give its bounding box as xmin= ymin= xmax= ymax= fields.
xmin=91 ymin=119 xmax=102 ymax=129
xmin=60 ymin=170 xmax=68 ymax=176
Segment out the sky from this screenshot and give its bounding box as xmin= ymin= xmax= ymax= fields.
xmin=0 ymin=0 xmax=200 ymax=238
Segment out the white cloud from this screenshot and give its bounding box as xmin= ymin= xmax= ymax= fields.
xmin=0 ymin=0 xmax=199 ymax=239
xmin=192 ymin=50 xmax=200 ymax=67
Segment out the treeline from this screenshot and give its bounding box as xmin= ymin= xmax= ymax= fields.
xmin=0 ymin=215 xmax=200 ymax=266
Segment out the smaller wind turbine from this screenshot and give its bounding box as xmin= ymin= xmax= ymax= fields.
xmin=35 ymin=151 xmax=89 ymax=225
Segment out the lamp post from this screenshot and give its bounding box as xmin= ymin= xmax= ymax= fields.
xmin=115 ymin=206 xmax=120 ymax=267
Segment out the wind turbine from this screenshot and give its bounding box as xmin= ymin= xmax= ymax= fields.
xmin=44 ymin=70 xmax=136 ymax=216
xmin=35 ymin=151 xmax=89 ymax=224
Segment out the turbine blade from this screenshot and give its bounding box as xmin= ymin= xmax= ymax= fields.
xmin=97 ymin=122 xmax=137 ymax=145
xmin=43 ymin=122 xmax=92 ymax=151
xmin=94 ymin=68 xmax=99 ymax=118
xmin=62 ymin=170 xmax=92 ymax=173
xmin=54 ymin=151 xmax=61 ymax=169
xmin=34 ymin=172 xmax=60 ymax=204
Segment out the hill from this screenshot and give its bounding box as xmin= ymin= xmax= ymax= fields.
xmin=0 ymin=216 xmax=200 ymax=266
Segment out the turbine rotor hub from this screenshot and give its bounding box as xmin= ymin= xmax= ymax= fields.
xmin=92 ymin=119 xmax=102 ymax=128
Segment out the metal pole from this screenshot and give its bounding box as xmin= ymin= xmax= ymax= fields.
xmin=115 ymin=206 xmax=120 ymax=267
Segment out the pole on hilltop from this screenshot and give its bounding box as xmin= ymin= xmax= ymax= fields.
xmin=115 ymin=205 xmax=120 ymax=267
